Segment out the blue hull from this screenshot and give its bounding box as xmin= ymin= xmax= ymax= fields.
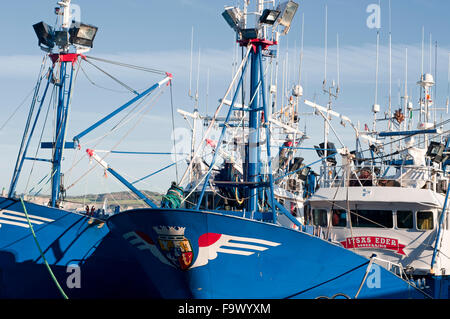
xmin=0 ymin=197 xmax=159 ymax=298
xmin=107 ymin=208 xmax=430 ymax=299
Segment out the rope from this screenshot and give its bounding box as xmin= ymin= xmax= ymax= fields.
xmin=169 ymin=82 xmax=179 ymax=183
xmin=84 ymin=55 xmax=167 ymax=76
xmin=83 ymin=58 xmax=139 ymax=95
xmin=24 ymin=86 xmax=55 ymax=194
xmin=19 ymin=197 xmax=69 ymax=299
xmin=0 ymin=56 xmax=48 ymax=131
xmin=65 ymin=87 xmax=165 ymax=191
xmin=161 ymin=182 xmax=184 ymax=209
xmin=283 ymin=261 xmax=370 ymax=299
xmin=0 ymin=86 xmax=37 ymax=131
xmin=79 ymin=63 xmax=132 ymax=94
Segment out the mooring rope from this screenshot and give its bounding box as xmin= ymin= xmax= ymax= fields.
xmin=19 ymin=197 xmax=69 ymax=299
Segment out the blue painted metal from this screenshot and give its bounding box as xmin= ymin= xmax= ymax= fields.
xmin=258 ymin=47 xmax=276 ymax=222
xmin=0 ymin=197 xmax=159 ymax=298
xmin=430 ymin=185 xmax=450 ymax=270
xmin=107 ymin=208 xmax=430 ymax=299
xmin=23 ymin=157 xmax=52 ymax=163
xmin=8 ymin=69 xmax=53 ymax=198
xmin=281 ymin=146 xmax=335 ymax=151
xmin=132 ymin=162 xmax=178 ymax=185
xmin=51 ymin=62 xmax=74 ymax=207
xmin=378 ymin=129 xmax=437 ymax=137
xmin=105 ymin=167 xmax=157 ymax=208
xmin=110 ymin=151 xmax=187 ymax=155
xmin=195 ymin=57 xmax=250 ymax=210
xmin=386 ymin=159 xmax=414 ymax=166
xmin=72 ymin=80 xmax=166 ymax=144
xmin=273 ymin=200 xmax=302 ymax=228
xmin=247 ymin=47 xmax=260 ymax=213
xmin=40 ymin=141 xmax=76 ymax=149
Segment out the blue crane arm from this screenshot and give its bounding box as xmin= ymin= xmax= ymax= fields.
xmin=72 ymin=74 xmax=172 ymax=145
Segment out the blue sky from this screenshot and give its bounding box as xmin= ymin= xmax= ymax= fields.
xmin=1 ymin=0 xmax=449 ymax=198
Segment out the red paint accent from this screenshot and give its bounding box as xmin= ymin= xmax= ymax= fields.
xmin=206 ymin=138 xmax=217 ymax=148
xmin=198 ymin=233 xmax=222 ymax=247
xmin=340 ymin=236 xmax=406 ymax=255
xmin=135 ymin=231 xmax=154 ymax=245
xmin=86 ymin=148 xmax=94 ymax=157
xmin=238 ymin=39 xmax=278 ymax=52
xmin=165 ymin=72 xmax=173 ymax=86
xmin=49 ymin=53 xmax=85 ymax=64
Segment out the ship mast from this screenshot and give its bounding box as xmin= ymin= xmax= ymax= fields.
xmin=191 ymin=0 xmax=299 ymax=218
xmin=8 ymin=0 xmax=98 ymax=207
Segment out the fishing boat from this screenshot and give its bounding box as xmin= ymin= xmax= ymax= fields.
xmin=304 ymin=73 xmax=450 ymax=299
xmin=106 ymin=0 xmax=430 ymax=299
xmin=0 ymin=0 xmax=171 ymax=298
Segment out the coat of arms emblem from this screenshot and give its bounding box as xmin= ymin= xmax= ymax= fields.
xmin=153 ymin=226 xmax=193 ymax=270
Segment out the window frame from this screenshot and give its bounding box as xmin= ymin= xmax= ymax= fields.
xmin=312 ymin=208 xmax=328 ymax=227
xmin=396 ymin=210 xmax=414 ymax=229
xmin=416 ymin=211 xmax=434 ymax=231
xmin=331 ymin=209 xmax=347 ymax=227
xmin=350 ymin=209 xmax=393 ymax=228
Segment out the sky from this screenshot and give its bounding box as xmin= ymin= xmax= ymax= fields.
xmin=0 ymin=0 xmax=449 ymax=200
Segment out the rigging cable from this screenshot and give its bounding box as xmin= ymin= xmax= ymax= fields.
xmin=66 ymin=87 xmax=167 ymax=192
xmin=83 ymin=58 xmax=139 ymax=95
xmin=170 ymin=81 xmax=180 ymax=183
xmin=19 ymin=197 xmax=69 ymax=299
xmin=84 ymin=55 xmax=167 ymax=76
xmin=63 ymin=83 xmax=158 ymax=181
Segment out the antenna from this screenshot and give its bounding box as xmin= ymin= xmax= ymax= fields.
xmin=195 ymin=47 xmax=201 ymax=107
xmin=206 ymin=68 xmax=210 ymax=116
xmin=373 ymin=30 xmax=380 ymax=130
xmin=298 ymin=12 xmax=304 ymax=85
xmin=336 ymin=33 xmax=340 ymax=93
xmin=447 ymin=52 xmax=450 ymax=114
xmin=434 ymin=40 xmax=437 ymax=124
xmin=388 ymin=0 xmax=392 ymax=132
xmin=429 ymin=33 xmax=432 ymax=74
xmin=323 ymin=5 xmax=328 ymax=90
xmin=404 ymin=48 xmax=408 ymax=131
xmin=189 ymin=26 xmax=194 ymax=98
xmin=421 ymin=26 xmax=424 ymax=78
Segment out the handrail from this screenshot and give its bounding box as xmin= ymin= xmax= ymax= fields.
xmin=430 ymin=185 xmax=450 ymax=272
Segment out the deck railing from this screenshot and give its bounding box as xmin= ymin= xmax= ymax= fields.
xmin=317 ymin=164 xmax=443 ymax=191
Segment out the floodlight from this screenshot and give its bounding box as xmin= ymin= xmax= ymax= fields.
xmin=69 ymin=23 xmax=98 ymax=48
xmin=259 ymin=9 xmax=280 ymax=25
xmin=298 ymin=166 xmax=311 ymax=181
xmin=426 ymin=142 xmax=445 ymax=163
xmin=276 ymin=1 xmax=299 ymax=34
xmin=33 ymin=21 xmax=55 ymax=49
xmin=289 ymin=157 xmax=304 ymax=172
xmin=240 ymin=28 xmax=259 ymax=41
xmin=316 ymin=142 xmax=337 ymax=165
xmin=54 ymin=30 xmax=70 ymax=47
xmin=222 ymin=6 xmax=243 ymax=32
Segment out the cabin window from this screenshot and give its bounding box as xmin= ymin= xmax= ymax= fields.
xmin=312 ymin=209 xmax=328 ymax=227
xmin=397 ymin=211 xmax=413 ymax=229
xmin=332 ymin=209 xmax=347 ymax=227
xmin=417 ymin=211 xmax=434 ymax=230
xmin=350 ymin=210 xmax=393 ymax=228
